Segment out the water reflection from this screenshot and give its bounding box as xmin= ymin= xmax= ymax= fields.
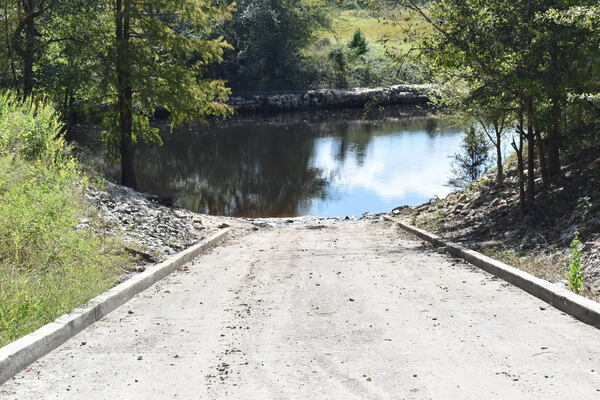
xmin=118 ymin=109 xmax=463 ymax=217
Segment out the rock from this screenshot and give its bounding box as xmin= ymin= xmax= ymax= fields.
xmin=230 ymin=85 xmax=432 ymax=112
xmin=218 ymin=223 xmax=230 ymax=229
xmin=392 ymin=206 xmax=408 ymax=215
xmin=415 ymin=204 xmax=429 ymax=212
xmin=455 ymin=203 xmax=466 ymax=211
xmin=490 ymin=198 xmax=502 ymax=208
xmin=471 ymin=196 xmax=484 ymax=208
xmin=86 ymin=182 xmax=220 ymax=261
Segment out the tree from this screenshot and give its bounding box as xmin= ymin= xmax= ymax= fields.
xmin=447 ymin=126 xmax=490 ymax=189
xmin=474 ymin=109 xmax=509 ymax=185
xmin=90 ymin=0 xmax=234 ymax=188
xmin=436 ymin=81 xmax=511 ymax=185
xmin=2 ymin=0 xmax=65 ymax=97
xmin=388 ymin=0 xmax=599 ymax=214
xmin=348 ymin=28 xmax=368 ymax=57
xmin=328 ymin=46 xmax=348 ymax=88
xmin=213 ymin=0 xmax=330 ymax=91
xmin=35 ymin=0 xmax=106 ymax=131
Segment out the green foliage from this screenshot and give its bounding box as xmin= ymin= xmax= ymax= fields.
xmin=448 ymin=126 xmax=491 ymax=189
xmin=0 ymin=0 xmax=236 ymax=188
xmin=328 ymin=46 xmax=350 ymax=88
xmin=568 ymin=232 xmax=584 ymax=294
xmin=96 ymin=0 xmax=234 ymax=152
xmin=0 ymin=95 xmax=130 ymax=346
xmin=576 ymin=196 xmax=594 ymax=218
xmin=216 ymin=0 xmax=331 ymax=90
xmin=391 ymin=0 xmax=599 ymax=211
xmin=307 ymin=7 xmax=429 ymax=87
xmin=348 ymin=28 xmax=369 ymax=56
xmin=0 ymin=93 xmax=71 ymax=167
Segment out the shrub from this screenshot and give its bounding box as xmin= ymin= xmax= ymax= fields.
xmin=0 ymin=94 xmax=130 ymax=346
xmin=348 ymin=28 xmax=369 ymax=57
xmin=0 ymin=93 xmax=72 ymax=170
xmin=568 ymin=232 xmax=584 ymax=294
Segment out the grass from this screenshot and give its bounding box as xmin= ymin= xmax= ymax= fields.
xmin=479 ymin=246 xmax=568 ymax=284
xmin=315 ymin=8 xmax=431 ymax=56
xmin=413 ymin=210 xmax=445 ymax=232
xmin=0 ymin=94 xmax=132 ymax=347
xmin=304 ymin=7 xmax=433 ymax=87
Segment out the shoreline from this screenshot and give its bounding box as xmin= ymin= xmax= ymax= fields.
xmin=230 ymin=84 xmax=434 ymax=113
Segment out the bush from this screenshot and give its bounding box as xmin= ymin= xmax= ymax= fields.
xmin=0 ymin=94 xmax=130 ymax=346
xmin=348 ymin=29 xmax=369 ymax=57
xmin=0 ymin=93 xmax=71 ymax=168
xmin=568 ymin=233 xmax=584 ymax=294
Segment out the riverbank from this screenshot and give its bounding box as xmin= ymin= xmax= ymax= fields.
xmin=86 ymin=182 xmax=246 ymax=265
xmin=230 ymin=85 xmax=433 ymax=113
xmin=395 ymin=145 xmax=600 ymax=301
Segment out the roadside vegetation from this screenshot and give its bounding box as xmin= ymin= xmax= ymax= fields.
xmin=0 ymin=95 xmax=131 ymax=347
xmin=409 ymin=146 xmax=600 ymax=299
xmin=385 ymin=0 xmax=599 ymax=296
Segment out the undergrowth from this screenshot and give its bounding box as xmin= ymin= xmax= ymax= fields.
xmin=0 ymin=94 xmax=131 ymax=347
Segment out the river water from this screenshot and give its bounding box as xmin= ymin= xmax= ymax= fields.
xmin=94 ymin=108 xmax=465 ymax=217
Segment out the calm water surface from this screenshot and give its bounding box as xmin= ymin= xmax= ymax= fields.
xmin=124 ymin=109 xmax=464 ymax=217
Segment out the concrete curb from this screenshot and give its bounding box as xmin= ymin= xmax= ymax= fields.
xmin=384 ymin=215 xmax=600 ymax=329
xmin=0 ymin=229 xmax=230 ymax=385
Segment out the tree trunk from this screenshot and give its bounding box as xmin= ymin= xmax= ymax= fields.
xmin=515 ymin=103 xmax=527 ymax=215
xmin=22 ymin=0 xmax=35 ymax=97
xmin=546 ymin=44 xmax=562 ymax=179
xmin=494 ymin=125 xmax=503 ymax=184
xmin=525 ymin=99 xmax=536 ymax=211
xmin=116 ymin=0 xmax=136 ymax=188
xmin=3 ymin=0 xmax=18 ymax=85
xmin=512 ymin=134 xmax=526 ymax=216
xmin=547 ymin=94 xmax=562 ymax=178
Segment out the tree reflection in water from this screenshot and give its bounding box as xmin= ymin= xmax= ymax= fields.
xmin=105 ymin=108 xmax=461 ymax=217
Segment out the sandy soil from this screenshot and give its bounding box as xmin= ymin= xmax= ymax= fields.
xmin=2 ymin=219 xmax=599 ymax=399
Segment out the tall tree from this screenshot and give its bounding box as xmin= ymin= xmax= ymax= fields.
xmin=4 ymin=0 xmax=57 ymax=97
xmin=90 ymin=0 xmax=234 ymax=188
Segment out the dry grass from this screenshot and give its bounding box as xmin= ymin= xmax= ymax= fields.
xmin=479 ymin=246 xmax=569 ymax=284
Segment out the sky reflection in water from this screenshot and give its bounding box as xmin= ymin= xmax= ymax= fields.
xmin=308 ymin=130 xmax=463 ymax=216
xmin=131 ymin=110 xmax=464 ymax=218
